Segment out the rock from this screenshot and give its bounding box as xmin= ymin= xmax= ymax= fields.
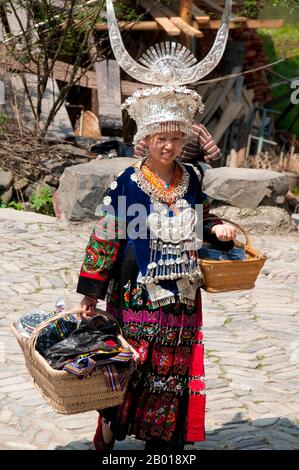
xmin=210 ymin=204 xmax=296 ymax=234
xmin=24 ymin=183 xmax=39 ymax=200
xmin=43 ymin=175 xmax=60 ymax=187
xmin=0 ymin=185 xmax=13 ymax=203
xmin=0 ymin=168 xmax=13 ymax=190
xmin=53 ymin=144 xmax=88 ymax=158
xmin=56 ymin=157 xmax=137 ymax=221
xmin=203 ymin=168 xmax=289 ymax=209
xmin=0 ymin=208 xmax=56 ymax=224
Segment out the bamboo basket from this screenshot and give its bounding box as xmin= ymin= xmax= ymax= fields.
xmin=10 ymin=307 xmax=136 ymax=414
xmin=200 ymin=218 xmax=266 ymax=293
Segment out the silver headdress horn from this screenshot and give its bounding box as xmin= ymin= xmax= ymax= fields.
xmin=106 ymin=0 xmax=232 ymax=86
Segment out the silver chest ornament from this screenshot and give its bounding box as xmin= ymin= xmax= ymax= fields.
xmin=142 ymin=202 xmax=203 ymax=308
xmin=147 ymin=207 xmax=197 ymax=244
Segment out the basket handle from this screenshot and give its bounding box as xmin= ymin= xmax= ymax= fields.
xmin=205 ymin=216 xmax=251 ymax=247
xmin=28 ymin=307 xmax=140 ymax=362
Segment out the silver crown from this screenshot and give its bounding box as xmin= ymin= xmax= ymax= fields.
xmin=106 ymin=0 xmax=232 ymax=86
xmin=139 ymin=42 xmax=197 ymax=84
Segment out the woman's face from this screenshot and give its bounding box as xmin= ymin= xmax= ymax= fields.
xmin=145 ymin=131 xmax=184 ymax=168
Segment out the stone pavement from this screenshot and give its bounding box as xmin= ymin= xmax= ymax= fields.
xmin=0 ymin=208 xmax=298 ymax=451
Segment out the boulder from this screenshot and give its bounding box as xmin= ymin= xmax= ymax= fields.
xmin=203 ymin=167 xmax=289 ymax=209
xmin=57 ymin=157 xmax=137 ymax=221
xmin=0 ymin=185 xmax=13 ymax=204
xmin=0 ymin=168 xmax=13 ymax=191
xmin=210 ymin=203 xmax=296 ymax=234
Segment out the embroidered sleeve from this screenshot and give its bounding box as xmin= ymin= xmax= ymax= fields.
xmin=76 ymin=173 xmax=127 ymax=300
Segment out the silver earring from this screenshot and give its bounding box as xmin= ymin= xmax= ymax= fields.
xmin=144 ymin=146 xmax=150 ymax=159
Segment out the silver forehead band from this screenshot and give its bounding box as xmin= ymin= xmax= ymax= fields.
xmin=106 ymin=0 xmax=232 ymax=87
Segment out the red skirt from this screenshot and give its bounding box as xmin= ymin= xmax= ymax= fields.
xmin=105 ymin=281 xmax=206 ymax=444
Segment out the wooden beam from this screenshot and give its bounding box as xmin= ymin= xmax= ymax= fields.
xmin=139 ymin=0 xmax=181 ymax=36
xmin=203 ymin=65 xmax=242 ymax=124
xmin=200 ymin=19 xmax=285 ymax=29
xmin=141 ymin=0 xmax=203 ymax=38
xmin=179 ymin=0 xmax=193 ymax=47
xmin=191 ymin=4 xmax=210 ymax=24
xmin=121 ymin=80 xmax=149 ymax=96
xmin=95 ymin=18 xmax=285 ymax=32
xmin=246 ymin=19 xmax=285 ymax=28
xmin=95 ymin=20 xmax=161 ymax=31
xmin=180 ymin=0 xmax=192 ymax=24
xmin=95 ymin=59 xmax=122 ymax=132
xmin=213 ymin=101 xmax=243 ymax=144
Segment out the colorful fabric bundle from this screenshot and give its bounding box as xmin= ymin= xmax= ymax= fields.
xmin=15 ymin=310 xmax=78 ymax=354
xmin=63 ymin=357 xmax=97 ymax=379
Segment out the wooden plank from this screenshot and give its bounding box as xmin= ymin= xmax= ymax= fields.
xmin=195 ymin=83 xmax=211 ymax=101
xmin=198 ymin=87 xmax=220 ymax=124
xmin=141 ymin=0 xmax=203 ymax=38
xmin=139 ymin=0 xmax=181 ymax=36
xmin=179 ymin=0 xmax=193 ymax=47
xmin=203 ymin=66 xmax=242 ymax=124
xmin=121 ymin=80 xmax=149 ymax=96
xmin=95 ymin=59 xmax=122 ymax=132
xmin=198 ymin=19 xmax=285 ymax=29
xmin=180 ymin=0 xmax=192 ymax=24
xmin=95 ymin=18 xmax=285 ymax=32
xmin=160 ymin=4 xmax=203 ymax=38
xmin=212 ymin=102 xmax=243 ymax=144
xmin=191 ymin=4 xmax=210 ymax=24
xmin=202 ymin=85 xmax=225 ymax=125
xmin=96 ymin=20 xmax=161 ymax=31
xmin=246 ymin=19 xmax=284 ymax=28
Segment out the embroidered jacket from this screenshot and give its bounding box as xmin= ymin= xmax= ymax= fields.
xmin=77 ymin=162 xmax=223 ymax=300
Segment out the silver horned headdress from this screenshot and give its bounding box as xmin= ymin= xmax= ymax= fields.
xmin=106 ymin=0 xmax=232 ymax=142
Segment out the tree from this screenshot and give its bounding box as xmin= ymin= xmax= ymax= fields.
xmin=0 ymin=0 xmax=107 ymax=138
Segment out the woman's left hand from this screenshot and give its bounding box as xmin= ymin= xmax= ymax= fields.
xmin=211 ymin=223 xmax=237 ymax=242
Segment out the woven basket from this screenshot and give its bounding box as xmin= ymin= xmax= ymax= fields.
xmin=10 ymin=307 xmax=136 ymax=415
xmin=200 ymin=218 xmax=266 ymax=293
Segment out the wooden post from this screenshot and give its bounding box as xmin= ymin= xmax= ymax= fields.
xmin=180 ymin=0 xmax=192 ymax=48
xmin=95 ymin=60 xmax=123 ymax=136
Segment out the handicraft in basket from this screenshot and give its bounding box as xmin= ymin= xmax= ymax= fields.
xmin=11 ymin=307 xmax=136 ymax=414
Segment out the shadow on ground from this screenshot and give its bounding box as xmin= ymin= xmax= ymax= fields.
xmin=54 ymin=414 xmax=299 ymax=451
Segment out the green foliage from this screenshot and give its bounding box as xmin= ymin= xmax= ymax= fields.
xmin=268 ymin=0 xmax=299 ymax=15
xmin=240 ymin=0 xmax=262 ymax=18
xmin=0 ymin=200 xmax=24 ymax=210
xmin=292 ymin=186 xmax=299 ymax=196
xmin=114 ymin=1 xmax=139 ymax=21
xmin=29 ymin=185 xmax=55 ymax=216
xmin=258 ymin=24 xmax=299 ymax=136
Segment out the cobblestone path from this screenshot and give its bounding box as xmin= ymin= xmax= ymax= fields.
xmin=0 ymin=209 xmax=298 ymax=450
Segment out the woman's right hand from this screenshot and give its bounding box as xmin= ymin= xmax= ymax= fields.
xmin=80 ymin=295 xmax=98 ymax=320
